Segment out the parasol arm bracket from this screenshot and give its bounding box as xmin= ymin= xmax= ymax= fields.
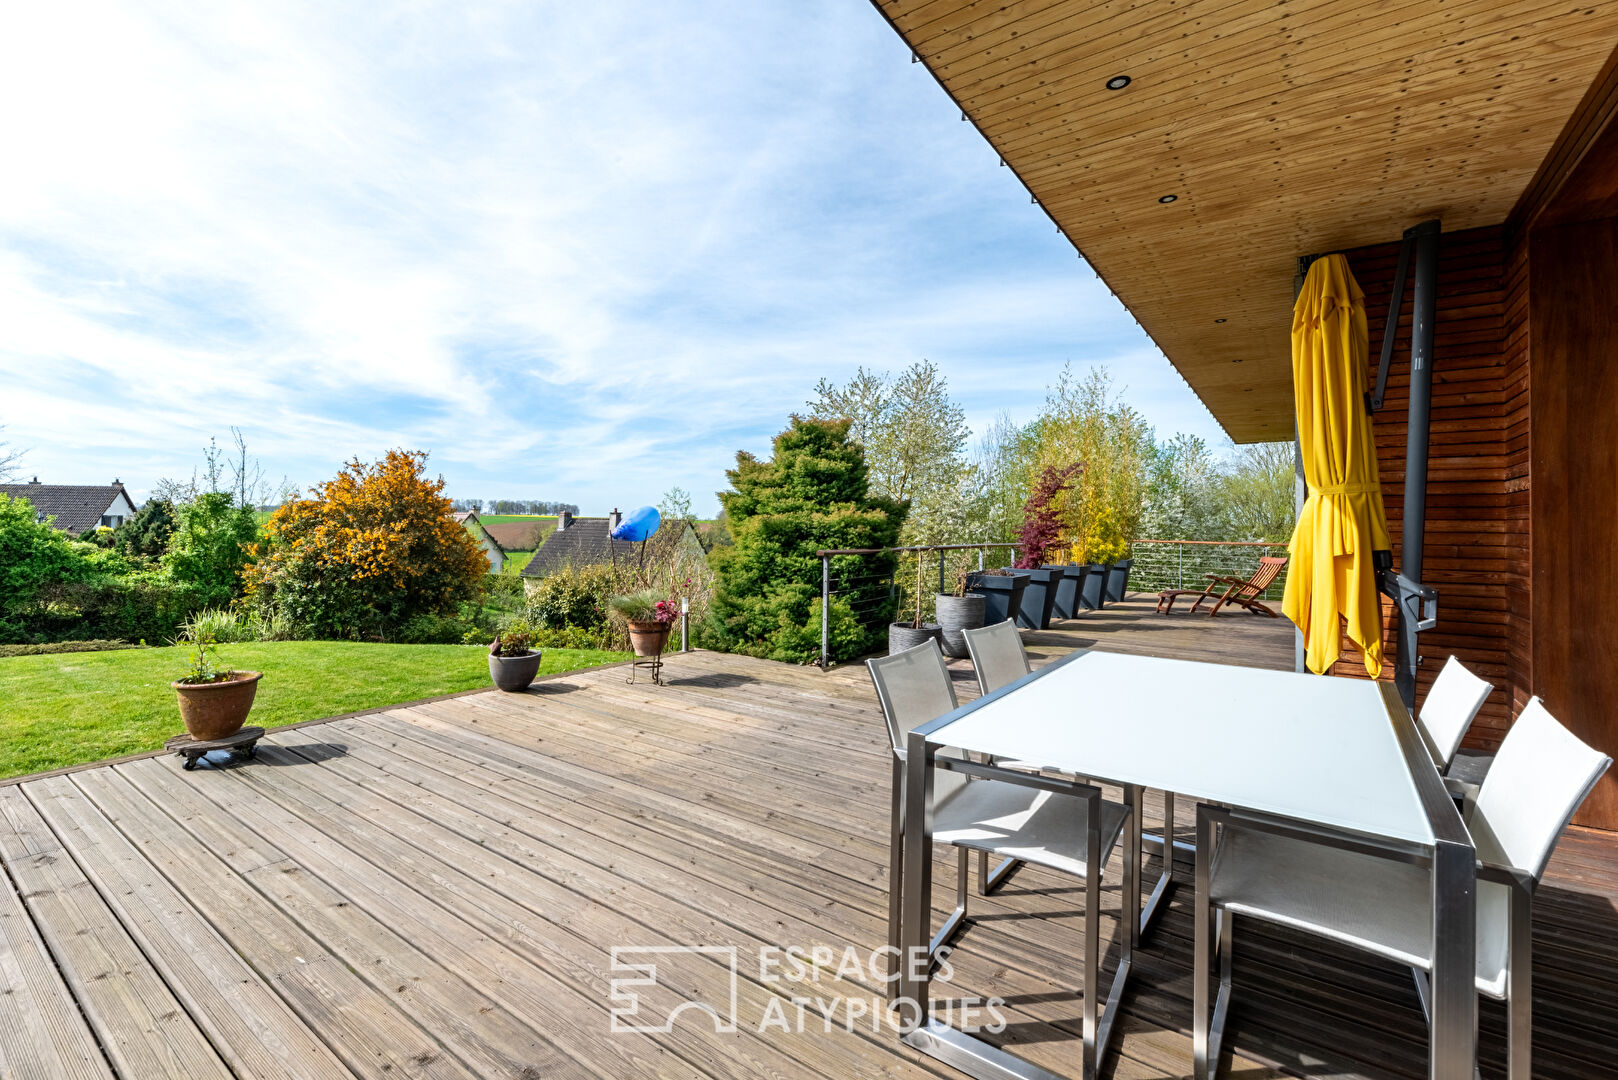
xmin=1369 ymin=226 xmax=1421 ymax=412
xmin=1379 ymin=569 xmax=1438 ymax=634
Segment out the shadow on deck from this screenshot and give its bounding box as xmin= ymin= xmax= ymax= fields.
xmin=0 ymin=595 xmax=1610 ymax=1079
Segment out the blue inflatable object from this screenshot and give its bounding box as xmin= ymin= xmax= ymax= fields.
xmin=611 ymin=505 xmax=661 ymax=543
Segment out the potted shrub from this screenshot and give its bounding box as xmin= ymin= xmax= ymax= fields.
xmin=488 ymin=620 xmax=544 ymax=692
xmin=890 ymin=552 xmax=942 ymax=654
xmin=935 ymin=570 xmax=986 ymax=659
xmin=965 ymin=567 xmax=1029 ymax=628
xmin=609 ymin=589 xmax=678 ymax=657
xmin=1010 ymin=461 xmax=1082 ymax=629
xmin=171 ymin=635 xmax=262 ymax=742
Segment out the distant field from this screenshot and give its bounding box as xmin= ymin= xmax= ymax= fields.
xmin=479 ymin=514 xmax=558 ymax=525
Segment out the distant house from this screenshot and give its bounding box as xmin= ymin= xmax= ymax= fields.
xmin=520 ymin=509 xmax=704 ymax=579
xmin=453 ymin=510 xmax=505 ymax=573
xmin=0 ymin=478 xmax=139 ymax=536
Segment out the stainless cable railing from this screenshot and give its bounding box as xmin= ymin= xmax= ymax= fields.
xmin=1127 ymin=539 xmax=1289 ymax=600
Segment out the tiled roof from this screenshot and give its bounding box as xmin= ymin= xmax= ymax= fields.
xmin=520 ymin=518 xmax=615 ymax=577
xmin=0 ymin=483 xmax=135 ymax=535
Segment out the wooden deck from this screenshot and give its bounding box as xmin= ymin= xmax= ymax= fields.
xmin=1 ymin=598 xmax=1613 ymax=1079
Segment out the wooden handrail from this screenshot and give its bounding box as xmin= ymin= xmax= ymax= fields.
xmin=1129 ymin=538 xmax=1286 ymax=548
xmin=814 ymin=542 xmax=1019 ymax=557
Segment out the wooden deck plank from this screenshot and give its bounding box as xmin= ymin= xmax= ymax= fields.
xmin=118 ymin=758 xmax=587 ymax=1080
xmin=26 ymin=775 xmax=357 ymax=1080
xmin=240 ymin=736 xmax=948 ymax=1080
xmin=2 ymin=597 xmax=1614 ymax=1079
xmin=71 ymin=765 xmax=481 ymax=1080
xmin=0 ymin=786 xmax=232 ymax=1079
xmin=0 ymin=802 xmax=113 ymax=1080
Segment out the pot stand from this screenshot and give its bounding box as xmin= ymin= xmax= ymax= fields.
xmin=628 ymin=648 xmax=665 ymax=686
xmin=165 ymin=726 xmax=265 ymax=771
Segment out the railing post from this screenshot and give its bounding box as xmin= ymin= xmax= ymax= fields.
xmin=977 ymin=547 xmax=984 ymax=571
xmin=937 ymin=549 xmax=945 ymax=596
xmin=820 ymin=555 xmax=830 ymax=670
xmin=1177 ymin=543 xmax=1184 ymax=590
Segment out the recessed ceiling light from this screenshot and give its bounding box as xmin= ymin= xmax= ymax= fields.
xmin=1106 ymin=75 xmax=1131 ymax=91
xmin=1158 ymin=194 xmax=1178 ymax=204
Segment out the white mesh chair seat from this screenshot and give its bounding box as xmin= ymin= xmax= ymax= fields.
xmin=936 ymin=779 xmax=1130 ymax=880
xmin=1197 ymin=695 xmax=1610 ymax=1080
xmin=1211 ymin=825 xmax=1510 ymax=997
xmin=962 ymin=621 xmax=1048 ymax=773
xmin=870 ymin=638 xmax=1140 ymax=1075
xmin=1417 ymin=655 xmax=1495 ymax=771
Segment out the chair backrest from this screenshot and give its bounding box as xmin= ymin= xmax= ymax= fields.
xmin=1471 ymin=697 xmax=1612 ymax=881
xmin=866 ymin=640 xmax=959 ymax=757
xmin=962 ymin=620 xmax=1030 ymax=696
xmin=1417 ymin=655 xmax=1494 ymax=769
xmin=1244 ymin=556 xmax=1288 ymax=594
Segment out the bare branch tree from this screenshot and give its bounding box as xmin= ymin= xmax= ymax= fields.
xmin=0 ymin=425 xmax=27 ymax=482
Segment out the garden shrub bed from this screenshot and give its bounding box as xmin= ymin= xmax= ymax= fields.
xmin=0 ymin=639 xmax=140 ymax=658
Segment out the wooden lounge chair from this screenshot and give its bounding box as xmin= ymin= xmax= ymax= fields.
xmin=1156 ymin=555 xmax=1287 ymax=617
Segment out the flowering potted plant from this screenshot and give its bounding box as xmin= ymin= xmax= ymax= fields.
xmin=609 ymin=589 xmax=678 ymax=657
xmin=172 ymin=635 xmax=262 ymax=741
xmin=489 ymin=619 xmax=544 ymax=692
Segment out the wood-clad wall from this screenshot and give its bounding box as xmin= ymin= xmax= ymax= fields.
xmin=1324 ymin=227 xmax=1519 ymax=746
xmin=1318 ymin=50 xmax=1618 ymax=826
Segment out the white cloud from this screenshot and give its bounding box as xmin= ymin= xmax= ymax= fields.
xmin=0 ymin=0 xmax=1226 ymax=515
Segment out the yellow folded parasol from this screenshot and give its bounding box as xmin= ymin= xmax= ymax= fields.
xmin=1283 ymin=254 xmax=1391 ymax=676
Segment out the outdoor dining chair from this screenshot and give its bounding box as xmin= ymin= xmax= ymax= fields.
xmin=960 ymin=618 xmax=1179 ymax=930
xmin=1197 ymin=696 xmax=1611 ymax=1080
xmin=867 ymin=640 xmax=1136 ymax=1009
xmin=1417 ymin=654 xmax=1495 ymax=774
xmin=960 ymin=618 xmax=1039 ymax=892
xmin=962 ymin=618 xmax=1031 ymax=696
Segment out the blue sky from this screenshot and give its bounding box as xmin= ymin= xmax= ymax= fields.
xmin=0 ymin=1 xmax=1225 ymax=517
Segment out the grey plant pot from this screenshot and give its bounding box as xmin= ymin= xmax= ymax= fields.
xmin=489 ymin=650 xmax=544 ymax=692
xmin=1105 ymin=558 xmax=1134 ymax=603
xmin=889 ymin=623 xmax=943 ymax=655
xmin=965 ymin=572 xmax=1026 ymax=627
xmin=1080 ymin=564 xmax=1110 ymax=610
xmin=935 ymin=593 xmax=986 ymax=659
xmin=1015 ymin=567 xmax=1061 ymax=630
xmin=1050 ymin=564 xmax=1091 ymax=620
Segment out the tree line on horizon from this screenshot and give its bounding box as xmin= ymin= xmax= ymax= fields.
xmin=449 ymin=498 xmax=580 ymax=516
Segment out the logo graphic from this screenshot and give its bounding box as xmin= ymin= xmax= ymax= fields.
xmin=610 ymin=946 xmax=740 ymax=1033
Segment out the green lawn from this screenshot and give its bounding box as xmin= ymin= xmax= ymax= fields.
xmin=0 ymin=641 xmax=627 ymax=779
xmin=500 ymin=550 xmax=536 ymax=576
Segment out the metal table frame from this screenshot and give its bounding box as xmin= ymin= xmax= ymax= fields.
xmin=890 ymin=649 xmax=1476 ymax=1080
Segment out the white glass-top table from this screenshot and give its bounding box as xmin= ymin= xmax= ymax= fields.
xmin=893 ymin=648 xmax=1476 ymax=1080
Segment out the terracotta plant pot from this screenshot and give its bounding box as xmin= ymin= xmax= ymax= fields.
xmin=171 ymin=671 xmax=262 ymax=742
xmin=627 ymin=621 xmax=672 ymax=657
xmin=489 ymin=650 xmax=544 ymax=692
